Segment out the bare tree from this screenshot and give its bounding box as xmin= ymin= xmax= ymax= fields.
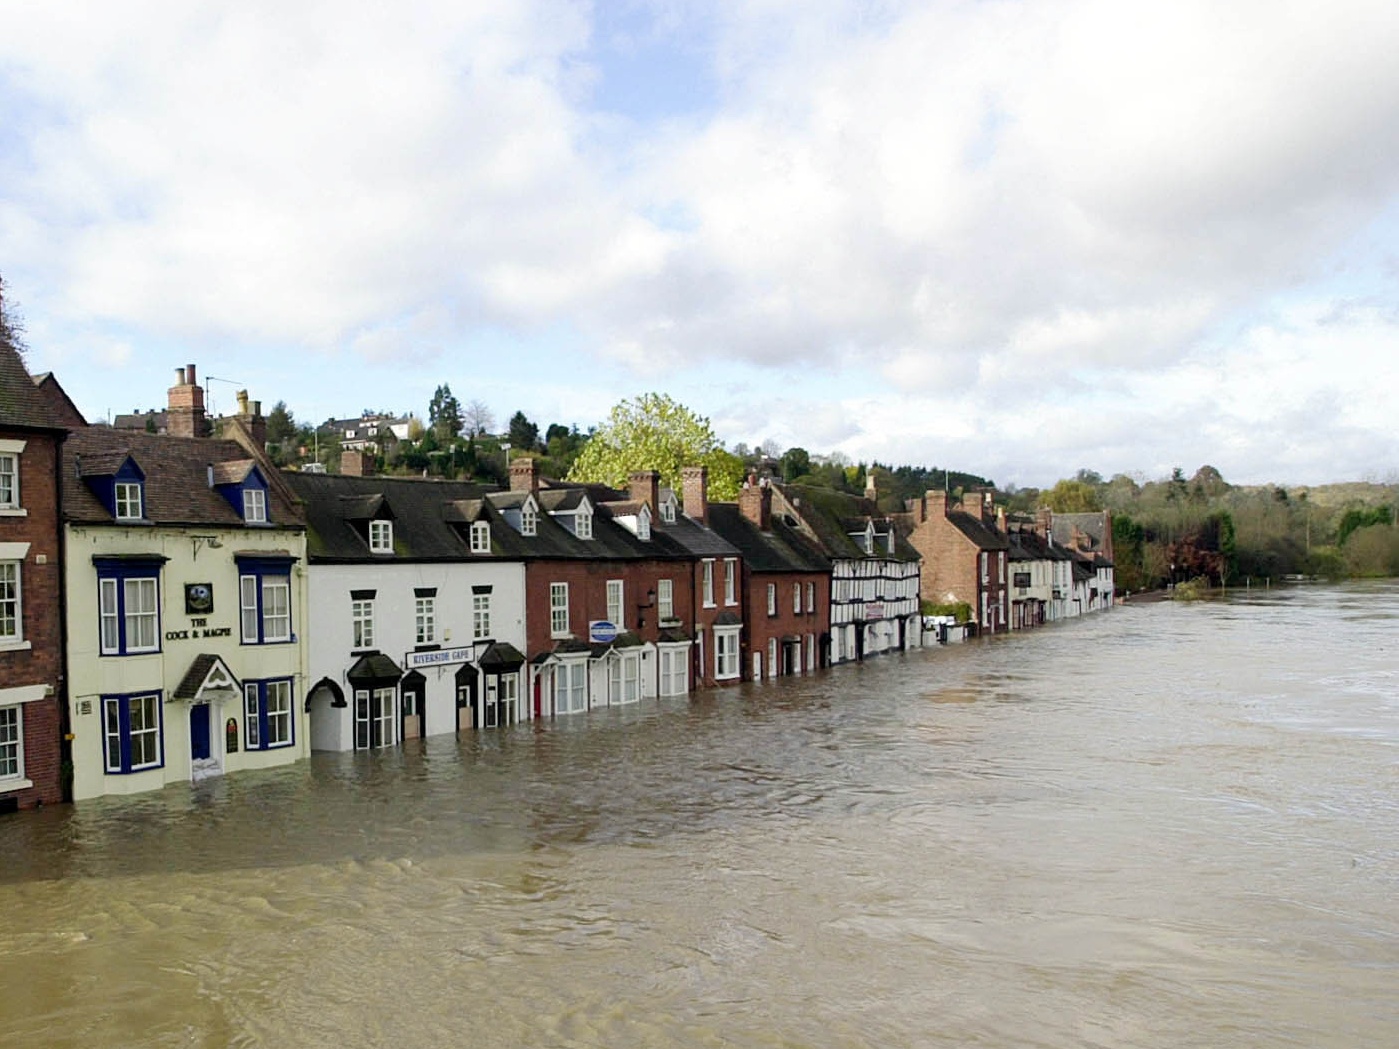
xmin=464 ymin=399 xmax=495 ymax=437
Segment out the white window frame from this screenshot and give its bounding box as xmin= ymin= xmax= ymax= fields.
xmin=576 ymin=510 xmax=593 ymax=540
xmin=123 ymin=577 xmax=159 ymax=653
xmin=265 ymin=679 xmax=292 ymax=746
xmin=714 ymin=627 xmax=740 ymax=680
xmin=114 ymin=481 xmax=143 ymax=520
xmin=415 ymin=595 xmax=436 ymax=644
xmin=702 ymin=560 xmax=715 ymax=607
xmin=660 ymin=499 xmax=675 ymax=524
xmin=470 ymin=520 xmax=490 ymax=553
xmin=351 ymin=598 xmax=374 ymax=649
xmin=637 ymin=512 xmax=651 ymax=541
xmin=768 ymin=637 xmax=778 ymax=678
xmin=806 ymin=581 xmax=815 ymax=613
xmin=473 ymin=593 xmax=491 ymax=640
xmin=553 ymin=658 xmax=588 ymax=714
xmin=766 ymin=583 xmax=776 ymax=616
xmin=0 ymin=705 xmax=22 ymax=782
xmin=550 ymin=582 xmax=570 ymax=638
xmin=0 ymin=452 xmax=17 ymax=510
xmin=242 ymin=488 xmax=267 ymax=523
xmin=657 ymin=578 xmax=673 ymax=621
xmin=0 ymin=562 xmax=20 ymax=643
xmin=104 ymin=693 xmax=162 ymax=773
xmin=724 ymin=558 xmax=737 ymax=605
xmin=658 ymin=646 xmax=688 ymax=696
xmin=369 ymin=519 xmax=393 ymax=553
xmin=244 ymin=682 xmax=261 ymax=748
xmin=606 ymin=579 xmax=624 ymax=628
xmin=521 ymin=502 xmax=537 ymax=536
xmin=793 ymin=582 xmax=802 ymax=614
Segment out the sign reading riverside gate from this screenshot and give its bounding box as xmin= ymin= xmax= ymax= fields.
xmin=405 ymin=646 xmax=474 ymax=670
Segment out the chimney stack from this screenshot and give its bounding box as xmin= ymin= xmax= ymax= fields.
xmin=628 ymin=470 xmax=660 ymax=512
xmin=905 ymin=496 xmax=927 ymax=524
xmin=509 ymin=457 xmax=540 ymax=493
xmin=167 ymin=362 xmax=206 ymax=438
xmin=926 ymin=490 xmax=949 ymax=520
xmin=341 ymin=449 xmax=375 ymax=476
xmin=865 ymin=470 xmax=878 ymax=504
xmin=739 ymin=474 xmax=772 ymax=530
xmin=681 ymin=465 xmax=709 ymax=524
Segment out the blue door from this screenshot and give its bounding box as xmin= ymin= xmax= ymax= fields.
xmin=190 ymin=703 xmax=211 ymax=761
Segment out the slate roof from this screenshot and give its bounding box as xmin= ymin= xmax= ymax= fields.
xmin=944 ymin=509 xmax=1010 ymax=551
xmin=706 ymin=502 xmax=829 ymax=574
xmin=1007 ymin=529 xmax=1068 ymax=562
xmin=285 ymin=471 xmax=693 ymax=565
xmin=62 ymin=427 xmax=304 ymax=528
xmin=0 ymin=341 xmax=64 ymax=432
xmin=773 ymin=483 xmax=921 ymax=563
xmin=1051 ymin=511 xmax=1112 ymax=555
xmin=654 ymin=510 xmax=741 ymax=559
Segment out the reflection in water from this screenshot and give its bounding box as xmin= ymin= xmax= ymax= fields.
xmin=3 ymin=582 xmax=1398 ymax=1048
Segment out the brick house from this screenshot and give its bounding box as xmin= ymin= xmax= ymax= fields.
xmin=897 ymin=489 xmax=1011 ymax=634
xmin=0 ymin=341 xmax=68 ymax=811
xmin=507 ymin=459 xmax=707 ymax=716
xmin=707 ymin=478 xmax=831 ymax=681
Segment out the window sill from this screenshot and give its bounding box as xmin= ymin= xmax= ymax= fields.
xmin=0 ymin=639 xmax=31 ymax=652
xmin=0 ymin=508 xmax=27 ymax=517
xmin=0 ymin=777 xmax=34 ymax=792
xmin=701 ymin=601 xmax=717 ymax=609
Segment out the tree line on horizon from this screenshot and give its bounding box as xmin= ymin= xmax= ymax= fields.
xmin=251 ymin=388 xmax=1397 ymax=584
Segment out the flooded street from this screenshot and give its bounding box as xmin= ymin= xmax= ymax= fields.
xmin=3 ymin=582 xmax=1397 ymax=1048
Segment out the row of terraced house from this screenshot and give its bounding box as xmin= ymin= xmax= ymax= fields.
xmin=1 ymin=356 xmax=1113 ymax=808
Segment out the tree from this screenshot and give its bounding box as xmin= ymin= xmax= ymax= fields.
xmin=428 ymin=384 xmax=463 ymax=441
xmin=464 ymin=399 xmax=495 ymax=437
xmin=0 ymin=273 xmax=26 ymax=359
xmin=1042 ymin=478 xmax=1102 ymax=513
xmin=265 ymin=401 xmax=298 ymax=462
xmin=780 ymin=446 xmax=811 ymax=482
xmin=567 ymin=393 xmax=743 ymax=500
xmin=507 ymin=410 xmax=540 ymax=452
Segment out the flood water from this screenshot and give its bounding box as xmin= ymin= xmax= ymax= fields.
xmin=3 ymin=582 xmax=1397 ymax=1048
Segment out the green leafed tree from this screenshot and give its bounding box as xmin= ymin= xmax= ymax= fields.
xmin=428 ymin=384 xmax=463 ymax=441
xmin=1041 ymin=478 xmax=1103 ymax=513
xmin=507 ymin=410 xmax=540 ymax=452
xmin=567 ymin=393 xmax=743 ymax=500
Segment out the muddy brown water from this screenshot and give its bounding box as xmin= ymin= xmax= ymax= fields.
xmin=3 ymin=582 xmax=1397 ymax=1048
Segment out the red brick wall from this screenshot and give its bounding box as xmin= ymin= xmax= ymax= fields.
xmin=524 ymin=559 xmax=694 ymax=657
xmin=743 ymin=569 xmax=829 ymax=680
xmin=905 ymin=513 xmax=1010 ymax=633
xmin=0 ymin=430 xmax=65 ymax=808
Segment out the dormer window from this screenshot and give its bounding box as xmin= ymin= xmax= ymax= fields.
xmin=637 ymin=508 xmax=651 ymax=541
xmin=660 ymin=499 xmax=675 ymax=524
xmin=115 ymin=481 xmax=143 ymax=521
xmin=243 ymin=488 xmax=267 ymax=523
xmin=369 ymin=519 xmax=393 ymax=554
xmin=576 ymin=509 xmax=593 ymax=540
xmin=470 ymin=520 xmax=490 ymax=553
xmin=521 ymin=501 xmax=537 ymax=536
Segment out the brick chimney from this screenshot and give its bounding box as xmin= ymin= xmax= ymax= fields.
xmin=1036 ymin=507 xmax=1053 ymax=539
xmin=864 ymin=470 xmax=878 ymax=505
xmin=739 ymin=474 xmax=772 ymax=530
xmin=234 ymin=390 xmax=267 ymax=448
xmin=628 ymin=470 xmax=660 ymax=511
xmin=681 ymin=465 xmax=708 ymax=524
xmin=509 ymin=457 xmax=540 ymax=493
xmin=926 ymin=490 xmax=949 ymax=520
xmin=341 ymin=449 xmax=375 ymax=476
xmin=905 ymin=496 xmax=926 ymax=524
xmin=995 ymin=506 xmax=1006 ymax=534
xmin=167 ymin=363 xmax=206 ymax=438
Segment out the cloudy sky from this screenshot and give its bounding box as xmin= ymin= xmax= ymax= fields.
xmin=3 ymin=0 xmax=1397 ymax=488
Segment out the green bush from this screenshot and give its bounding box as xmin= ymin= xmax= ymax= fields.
xmin=921 ymin=599 xmax=973 ymax=622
